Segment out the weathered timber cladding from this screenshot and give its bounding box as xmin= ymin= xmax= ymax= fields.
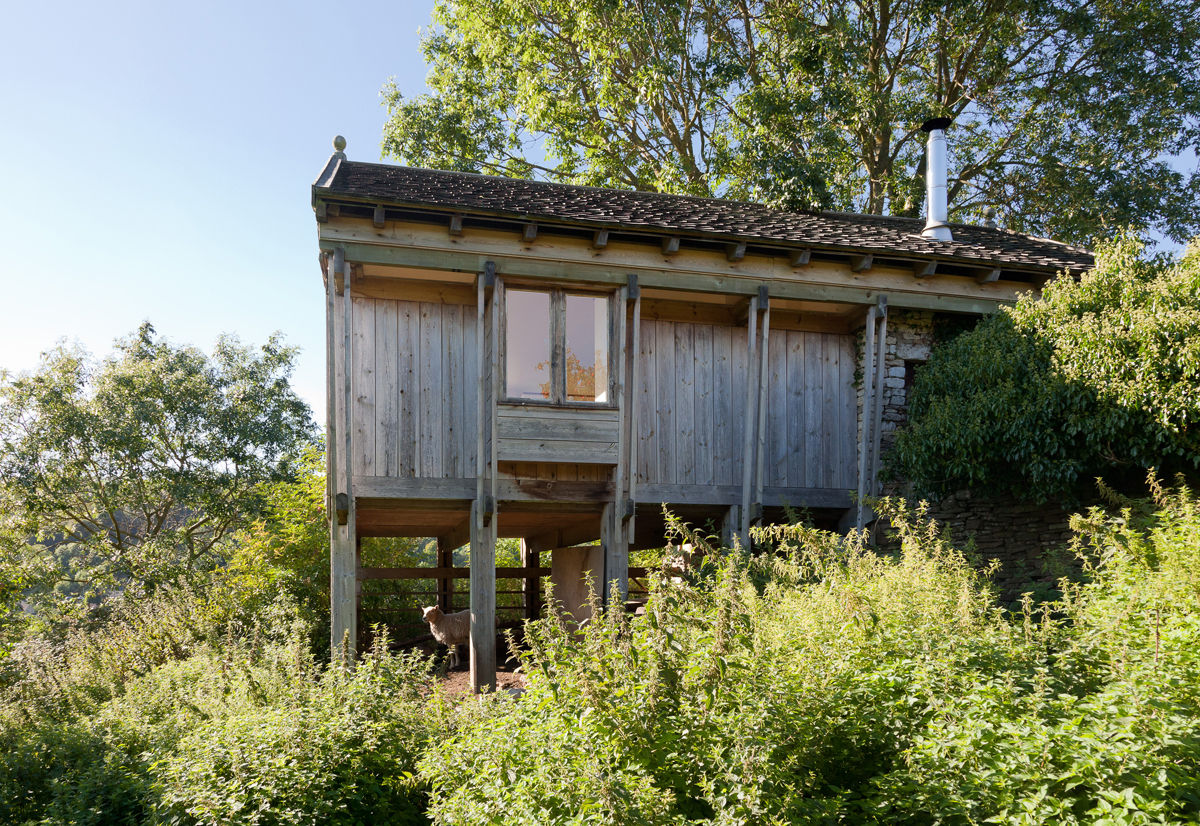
xmin=496 ymin=405 xmax=619 ymax=464
xmin=351 ymin=297 xmax=855 ymax=492
xmin=351 ymin=297 xmax=478 ymax=479
xmin=635 ymin=319 xmax=857 ymax=490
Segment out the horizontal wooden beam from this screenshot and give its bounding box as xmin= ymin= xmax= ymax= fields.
xmin=635 ymin=483 xmax=853 ymax=509
xmin=322 ymin=238 xmax=1018 ymax=315
xmin=355 ymin=475 xmax=614 ymax=503
xmin=523 ymin=524 xmax=603 ymax=552
xmin=359 ymin=566 xmax=549 ymax=580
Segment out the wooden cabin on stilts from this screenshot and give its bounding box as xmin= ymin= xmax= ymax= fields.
xmin=312 ymin=127 xmax=1091 ymax=692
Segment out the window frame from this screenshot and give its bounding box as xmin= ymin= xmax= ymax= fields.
xmin=499 ymin=283 xmax=617 ymax=408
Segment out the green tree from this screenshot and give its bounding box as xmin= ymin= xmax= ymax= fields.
xmin=890 ymin=238 xmax=1200 ymax=503
xmin=383 ymin=0 xmax=1200 ymax=246
xmin=0 ymin=323 xmax=314 ymax=606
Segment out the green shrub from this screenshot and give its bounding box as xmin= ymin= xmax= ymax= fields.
xmin=891 ymin=237 xmax=1200 ymax=502
xmin=421 ymin=493 xmax=1200 ymax=825
xmin=152 ymin=639 xmax=440 ymax=826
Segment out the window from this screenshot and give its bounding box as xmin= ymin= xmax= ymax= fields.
xmin=504 ymin=288 xmax=611 ymax=404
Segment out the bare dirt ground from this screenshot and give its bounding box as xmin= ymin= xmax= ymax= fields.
xmin=434 ymin=665 xmax=528 ymax=698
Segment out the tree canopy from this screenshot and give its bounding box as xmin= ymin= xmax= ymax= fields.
xmin=890 ymin=238 xmax=1200 ymax=503
xmin=383 ymin=0 xmax=1200 ymax=246
xmin=0 ymin=324 xmax=314 ymax=603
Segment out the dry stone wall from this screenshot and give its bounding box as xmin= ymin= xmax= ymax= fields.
xmin=872 ymin=311 xmax=1076 ymax=598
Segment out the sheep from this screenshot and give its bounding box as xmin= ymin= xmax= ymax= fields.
xmin=421 ymin=605 xmax=471 ymax=670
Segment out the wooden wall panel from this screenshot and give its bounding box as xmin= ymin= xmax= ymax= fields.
xmin=711 ymin=325 xmax=735 ymax=486
xmin=350 ymin=297 xmax=477 ymax=481
xmin=673 ymin=323 xmax=696 ymax=485
xmin=351 ymin=297 xmax=375 ymax=476
xmin=352 ymin=299 xmax=856 ymax=493
xmin=693 ymin=324 xmax=714 ymax=486
xmin=633 ymin=317 xmax=854 ymax=494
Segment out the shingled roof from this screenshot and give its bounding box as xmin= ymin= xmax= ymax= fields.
xmin=314 ymin=159 xmax=1093 ymax=274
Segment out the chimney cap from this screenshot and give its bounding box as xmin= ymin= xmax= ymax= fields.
xmin=920 ymin=117 xmax=953 ymax=133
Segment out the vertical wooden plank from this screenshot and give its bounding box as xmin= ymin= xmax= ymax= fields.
xmin=731 ymin=322 xmax=748 ymax=489
xmin=375 ymin=300 xmax=399 ymax=476
xmin=804 ymin=332 xmax=824 ymax=489
xmin=786 ymin=331 xmax=806 ymax=489
xmin=398 ymin=301 xmax=418 ymax=478
xmin=637 ymin=318 xmax=656 ymax=484
xmin=352 ymin=297 xmax=376 ymax=477
xmin=443 ymin=304 xmax=463 ymax=477
xmin=693 ymin=324 xmax=714 ymax=487
xmin=418 ymin=302 xmax=443 ymax=478
xmin=711 ymin=325 xmax=733 ymax=486
xmin=839 ymin=336 xmax=858 ymax=488
xmin=462 ymin=302 xmax=478 ymax=474
xmin=673 ymin=322 xmax=696 ymax=485
xmin=655 ymin=320 xmax=676 ymax=485
xmin=767 ymin=327 xmax=788 ymax=487
xmin=821 ymin=335 xmax=840 ymax=488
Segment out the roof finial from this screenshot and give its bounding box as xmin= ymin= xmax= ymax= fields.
xmin=333 ymin=135 xmax=347 ymax=160
xmin=983 ymin=207 xmax=998 ymax=229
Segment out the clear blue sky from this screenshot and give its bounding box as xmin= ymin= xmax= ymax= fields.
xmin=0 ymin=0 xmax=436 ymax=423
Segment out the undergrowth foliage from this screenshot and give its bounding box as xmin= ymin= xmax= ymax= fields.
xmin=2 ymin=485 xmax=1199 ymax=824
xmin=422 ymin=491 xmax=1200 ymax=825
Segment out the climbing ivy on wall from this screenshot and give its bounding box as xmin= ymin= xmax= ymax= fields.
xmin=890 ymin=237 xmax=1200 ymax=503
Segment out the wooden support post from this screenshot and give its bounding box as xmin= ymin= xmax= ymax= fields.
xmin=856 ymin=304 xmax=878 ymax=533
xmin=605 ymin=282 xmax=631 ymax=606
xmin=753 ymin=296 xmax=771 ymax=525
xmin=469 ymin=498 xmax=497 ymax=692
xmin=739 ymin=295 xmax=759 ymax=540
xmin=721 ymin=504 xmax=743 ymax=550
xmin=625 ymin=279 xmax=641 ymax=542
xmin=520 ymin=539 xmax=541 ymax=619
xmin=868 ymin=298 xmax=889 ymax=501
xmin=329 ymin=248 xmax=357 ymax=663
xmin=437 ymin=537 xmax=455 ymax=612
xmin=601 ymin=501 xmax=628 ymax=604
xmin=470 ymin=262 xmax=499 ymax=693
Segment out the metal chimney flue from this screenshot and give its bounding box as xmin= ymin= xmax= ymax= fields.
xmin=920 ymin=117 xmax=953 ymax=241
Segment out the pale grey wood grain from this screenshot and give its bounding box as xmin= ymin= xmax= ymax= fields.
xmin=655 ymin=320 xmax=676 ymax=485
xmin=375 ymin=300 xmax=399 ymax=476
xmin=418 ymin=303 xmax=443 ymax=478
xmin=693 ymin=323 xmax=714 ymax=486
xmin=398 ymin=301 xmax=418 ymax=478
xmin=674 ymin=322 xmax=696 ymax=485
